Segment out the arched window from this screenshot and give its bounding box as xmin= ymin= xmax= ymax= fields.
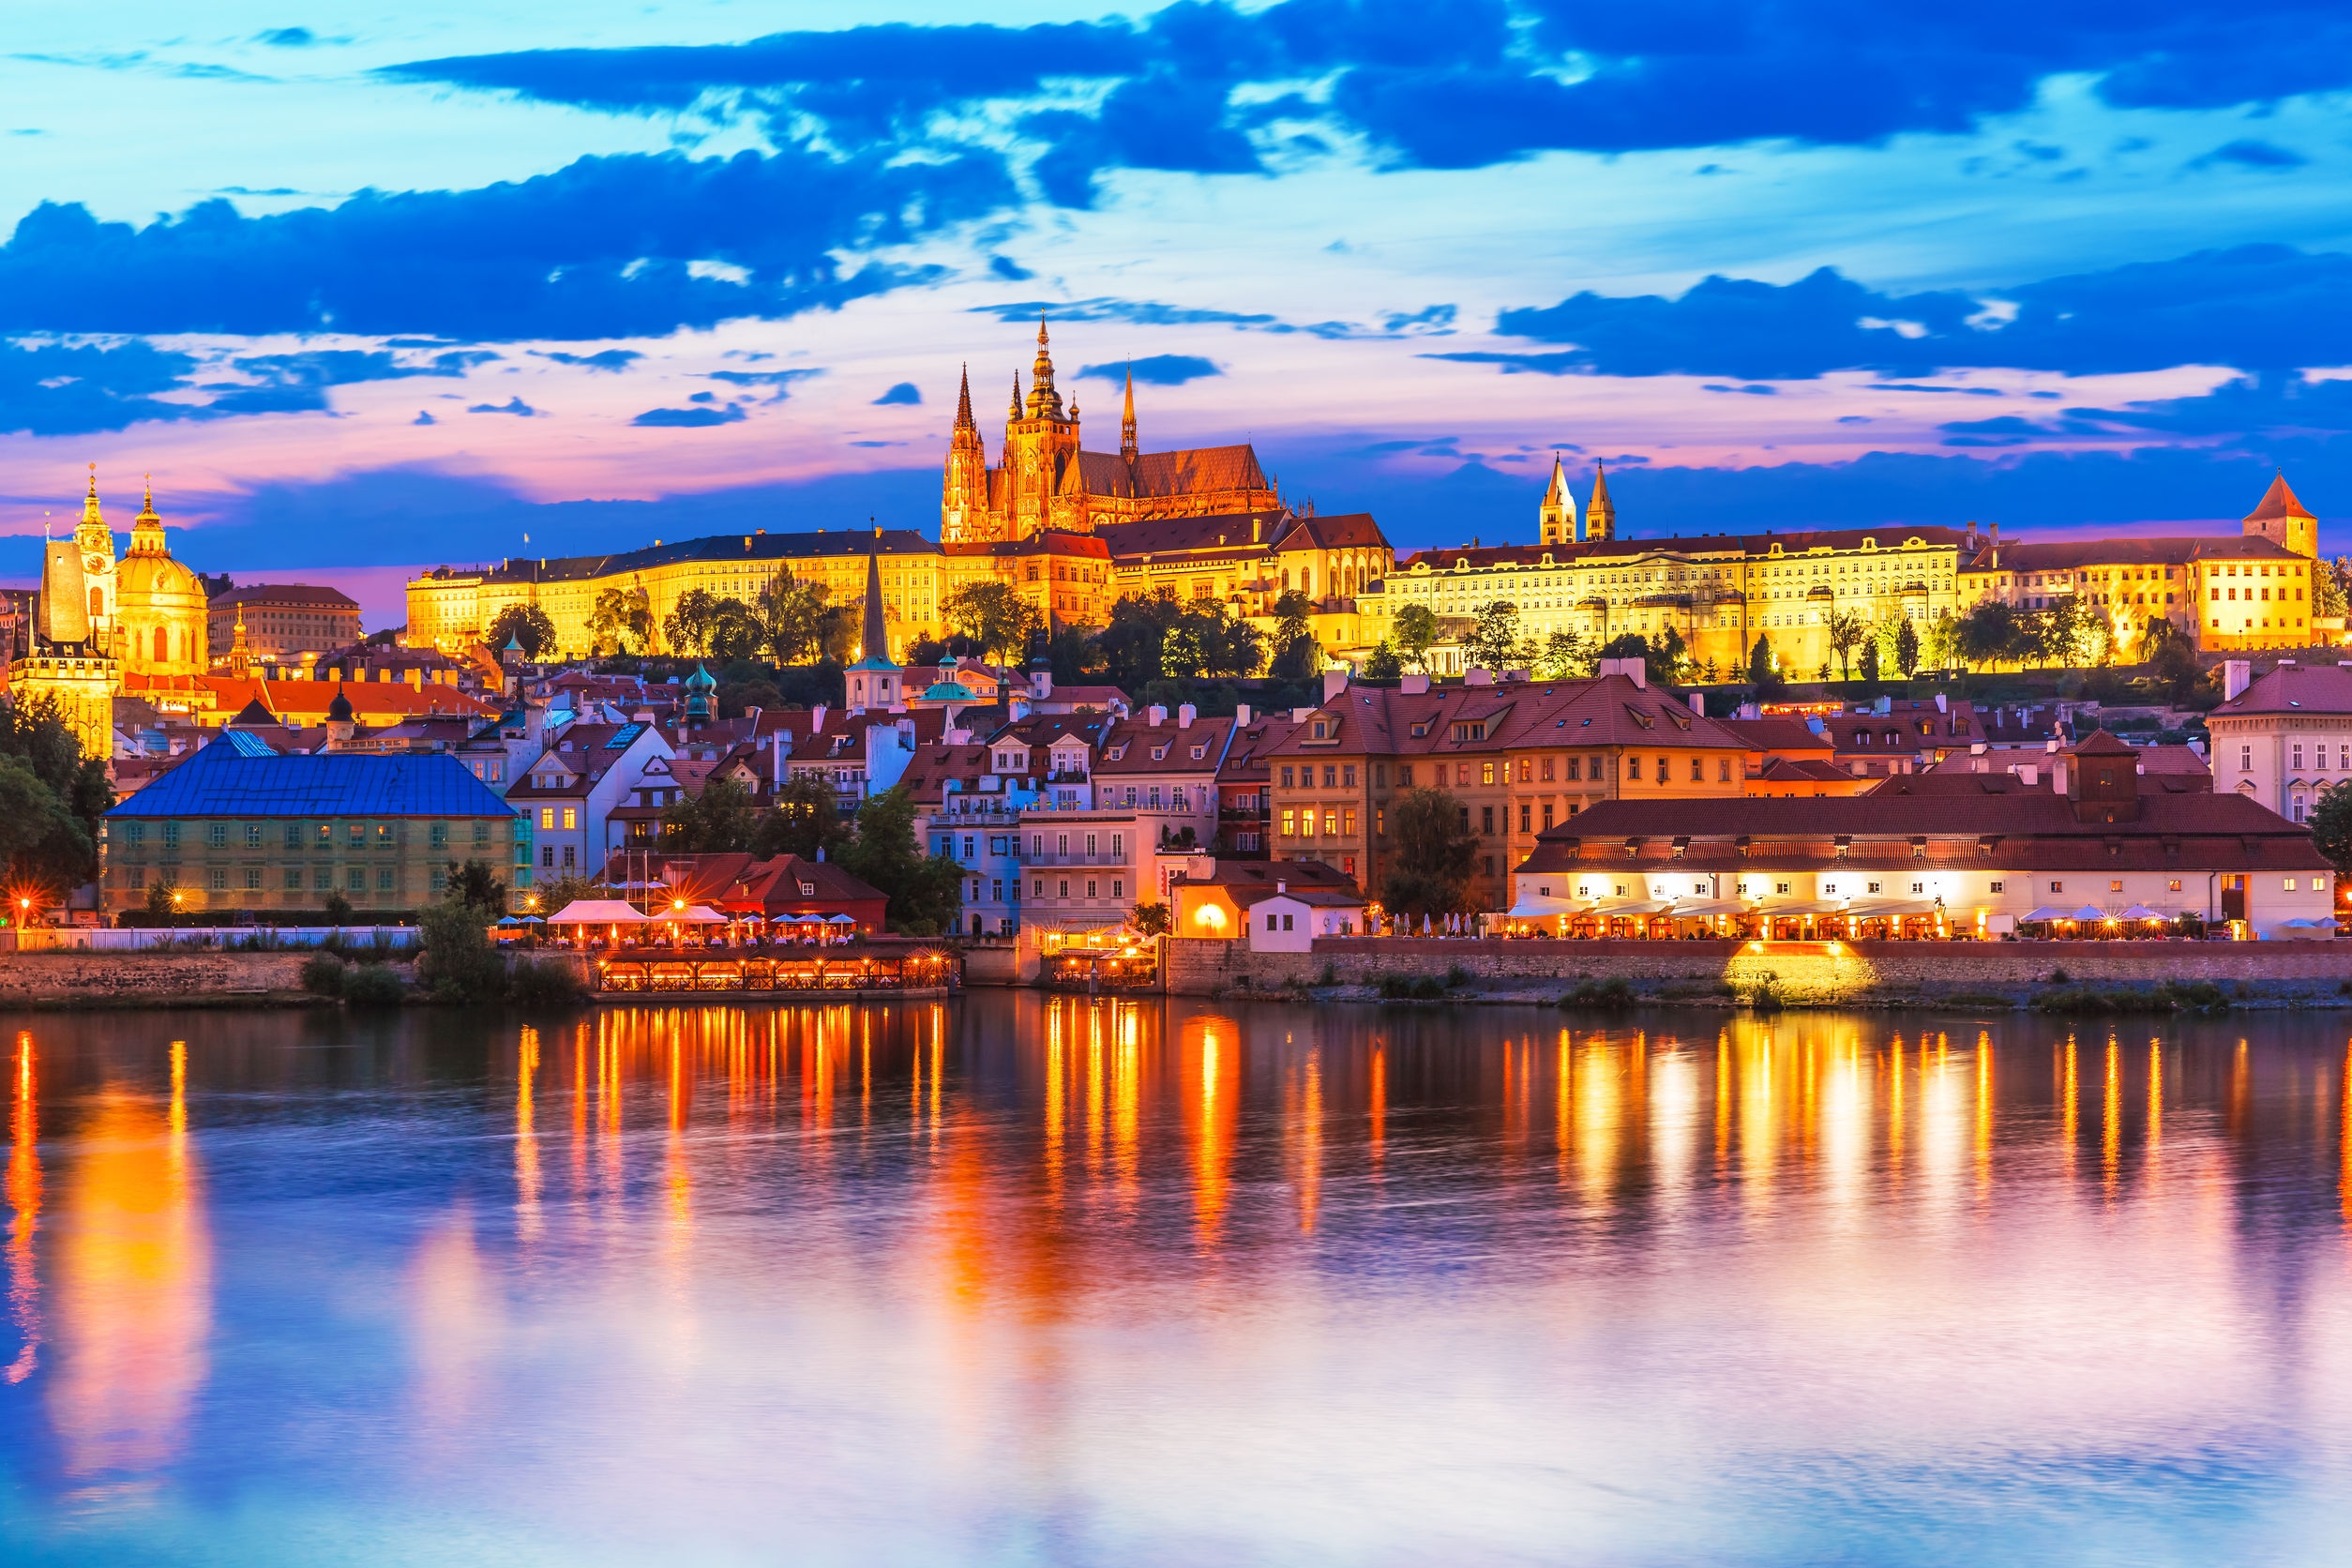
xmin=88 ymin=588 xmax=102 ymax=618
xmin=155 ymin=626 xmax=170 ymax=663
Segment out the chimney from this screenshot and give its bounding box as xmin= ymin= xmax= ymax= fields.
xmin=1322 ymin=669 xmax=1349 ymax=702
xmin=1466 ymin=668 xmax=1496 ymax=686
xmin=1686 ymin=692 xmax=1704 ymax=716
xmin=811 ymin=703 xmax=827 ymax=734
xmin=1276 ymin=880 xmax=1287 ymax=894
xmin=1934 ymin=692 xmax=1947 ymax=713
xmin=1148 ymin=703 xmax=1168 ymax=726
xmin=2052 ymin=759 xmax=2069 ymax=793
xmin=771 ymin=729 xmax=785 ymax=791
xmin=2020 ymin=763 xmax=2038 ymax=787
xmin=1399 ymin=674 xmax=1430 ymax=695
xmin=2223 ymin=659 xmax=2253 ymax=700
xmin=1235 ymin=702 xmax=1253 ymax=725
xmin=1177 ymin=703 xmax=1196 ymax=728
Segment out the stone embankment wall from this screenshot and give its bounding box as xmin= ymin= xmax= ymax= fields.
xmin=0 ymin=951 xmax=317 ymax=1008
xmin=1164 ymin=937 xmax=2352 ymax=1006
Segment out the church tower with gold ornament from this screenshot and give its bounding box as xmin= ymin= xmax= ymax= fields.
xmin=70 ymin=464 xmax=119 ymax=654
xmin=940 ymin=365 xmax=995 ymax=544
xmin=113 ymin=476 xmax=208 ymax=676
xmin=1000 ymin=318 xmax=1083 ymax=541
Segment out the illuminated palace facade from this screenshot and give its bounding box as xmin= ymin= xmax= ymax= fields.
xmin=1373 ymin=460 xmax=2321 ymax=677
xmin=410 ymin=324 xmax=1393 ymax=661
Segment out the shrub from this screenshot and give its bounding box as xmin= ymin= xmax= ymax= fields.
xmin=1376 ymin=973 xmax=1447 ymax=1000
xmin=415 ymin=900 xmax=505 ymax=1003
xmin=340 ymin=963 xmax=407 ymax=1008
xmin=1443 ymin=963 xmax=1470 ymax=989
xmin=1560 ymin=977 xmax=1636 ymax=1010
xmin=300 ymin=950 xmax=347 ymax=997
xmin=2029 ymin=981 xmax=2228 ymax=1016
xmin=2048 ymin=966 xmax=2071 ymax=984
xmin=507 ymin=957 xmax=589 ymax=1007
xmin=1747 ymin=973 xmax=1784 ymax=1014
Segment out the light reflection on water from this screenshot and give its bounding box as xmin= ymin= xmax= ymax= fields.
xmin=0 ymin=998 xmax=2349 ymax=1563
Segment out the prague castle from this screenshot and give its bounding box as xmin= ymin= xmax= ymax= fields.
xmin=1378 ymin=460 xmax=2321 ymax=678
xmin=941 ymin=320 xmax=1281 ymax=542
xmin=410 ymin=323 xmax=1391 ymax=661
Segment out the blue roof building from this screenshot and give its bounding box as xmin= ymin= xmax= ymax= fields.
xmin=104 ymin=734 xmax=531 ymax=920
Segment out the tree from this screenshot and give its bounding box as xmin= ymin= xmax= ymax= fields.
xmin=0 ymin=717 xmax=97 ymax=889
xmin=588 ymin=587 xmax=651 ymax=655
xmin=531 ymin=870 xmax=597 ymax=917
xmin=1131 ymin=901 xmax=1172 ymax=937
xmin=816 ymin=604 xmax=859 ymax=664
xmin=1532 ymin=628 xmax=1595 ymax=681
xmin=1827 ymin=609 xmax=1867 ymax=680
xmin=1046 ymin=623 xmax=1105 ymax=686
xmin=663 ymin=775 xmax=759 ymax=853
xmin=2038 ymin=596 xmax=2092 ymax=668
xmin=752 ymin=773 xmax=854 ymax=861
xmin=323 ymin=889 xmax=354 ymax=924
xmin=486 ymin=603 xmax=557 ymax=659
xmin=1464 ymin=600 xmax=1526 ymax=671
xmin=663 ymin=588 xmax=719 ymax=656
xmin=1380 ymin=788 xmax=1479 ymax=920
xmin=706 ymin=597 xmax=764 ymax=662
xmin=941 ymin=580 xmax=1041 ymax=662
xmin=1746 ymin=633 xmax=1775 ymax=686
xmin=416 ymin=898 xmax=505 ymax=1003
xmin=906 ymin=635 xmax=951 ymax=668
xmin=1096 ymin=592 xmax=1185 ymax=691
xmin=1922 ymin=609 xmax=1962 ymax=671
xmin=144 ymin=878 xmax=175 ymax=923
xmin=1362 ymin=640 xmax=1403 ymax=680
xmin=837 ymin=786 xmax=962 ymax=936
xmin=1392 ymin=604 xmax=1440 ymax=672
xmin=1955 ymin=600 xmax=2025 ymax=671
xmin=756 ymin=570 xmax=834 ymax=666
xmin=1164 ymin=598 xmax=1263 ymax=680
xmin=445 ymin=858 xmax=508 ymax=915
xmin=1895 ymin=617 xmax=1921 ymax=677
xmin=1857 ymin=637 xmax=1881 ymax=685
xmin=2309 ymin=781 xmax=2352 ymax=874
xmin=2320 ymin=557 xmax=2352 ymax=621
xmin=1269 ymin=590 xmax=1320 ymax=683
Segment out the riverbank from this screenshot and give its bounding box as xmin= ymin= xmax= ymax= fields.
xmin=0 ymin=950 xmax=331 ymax=1009
xmin=1166 ymin=936 xmax=2352 ymax=1010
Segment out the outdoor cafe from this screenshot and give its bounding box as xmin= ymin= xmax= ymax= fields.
xmin=543 ymin=897 xmax=865 ymax=951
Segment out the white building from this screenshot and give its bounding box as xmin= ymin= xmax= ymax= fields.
xmin=2208 ymin=660 xmax=2352 ymax=824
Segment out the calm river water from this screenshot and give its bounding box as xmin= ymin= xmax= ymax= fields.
xmin=1 ymin=996 xmax=2349 ymax=1565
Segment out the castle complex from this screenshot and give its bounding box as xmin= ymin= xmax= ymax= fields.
xmin=409 ymin=323 xmax=1391 ymax=661
xmin=1373 ymin=464 xmax=2322 ymax=678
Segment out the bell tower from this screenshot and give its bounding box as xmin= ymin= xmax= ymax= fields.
xmin=1583 ymin=461 xmax=1616 ymax=543
xmin=1538 ymin=453 xmax=1576 ymax=547
xmin=999 ymin=317 xmax=1082 ymax=540
xmin=72 ymin=463 xmax=119 ymax=652
xmin=940 ymin=366 xmax=995 ymax=543
xmin=2242 ymin=473 xmax=2317 ymax=558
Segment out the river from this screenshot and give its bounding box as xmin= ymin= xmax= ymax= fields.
xmin=1 ymin=996 xmax=2348 ymax=1564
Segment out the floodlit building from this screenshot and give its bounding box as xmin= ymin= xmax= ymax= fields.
xmin=2206 ymin=659 xmax=2352 ymax=823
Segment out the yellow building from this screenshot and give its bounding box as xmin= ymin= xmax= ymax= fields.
xmin=1955 ymin=476 xmax=2320 ymax=654
xmin=1382 ymin=521 xmax=1966 ymax=679
xmin=10 ymin=470 xmax=211 ymax=757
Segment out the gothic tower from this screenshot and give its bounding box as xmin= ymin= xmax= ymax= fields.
xmin=940 ymin=365 xmax=995 ymax=544
xmin=1538 ymin=453 xmax=1576 ymax=547
xmin=999 ymin=317 xmax=1082 ymax=540
xmin=1584 ymin=461 xmax=1616 ymax=543
xmin=2242 ymin=472 xmax=2317 ymax=558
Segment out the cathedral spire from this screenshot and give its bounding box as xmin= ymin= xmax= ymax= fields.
xmin=1009 ymin=371 xmax=1022 ymax=421
xmin=1120 ymin=364 xmax=1138 ymax=462
xmin=954 ymin=364 xmax=974 ymax=430
xmin=1026 ymin=313 xmax=1064 ymax=420
xmin=1538 ymin=451 xmax=1576 ymax=546
xmin=860 ymin=541 xmax=890 ymax=665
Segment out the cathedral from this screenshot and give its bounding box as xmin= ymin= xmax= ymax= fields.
xmin=941 ymin=320 xmax=1281 ymax=543
xmin=17 ymin=469 xmax=211 ymax=756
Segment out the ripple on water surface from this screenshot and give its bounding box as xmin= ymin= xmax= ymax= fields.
xmin=0 ymin=998 xmax=2350 ymax=1565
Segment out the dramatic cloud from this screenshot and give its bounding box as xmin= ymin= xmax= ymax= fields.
xmin=1458 ymin=245 xmax=2352 ymax=381
xmin=0 ymin=338 xmax=202 ymax=436
xmin=382 ymin=2 xmax=2352 ymax=200
xmin=1078 ymin=354 xmax=1219 ymax=385
xmin=872 ymin=381 xmax=922 ymax=405
xmin=0 ymin=145 xmax=1015 ymax=340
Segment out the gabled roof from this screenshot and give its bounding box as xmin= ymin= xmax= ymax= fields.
xmin=108 ymin=735 xmax=514 ymax=819
xmin=2215 ymin=661 xmax=2352 ymax=716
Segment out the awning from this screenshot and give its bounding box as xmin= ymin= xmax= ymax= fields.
xmin=2284 ymin=916 xmax=2341 ymax=929
xmin=1663 ymin=898 xmax=1752 ymax=917
xmin=2070 ymin=905 xmax=2110 ymax=923
xmin=1753 ymin=901 xmax=1840 ymax=917
xmin=1843 ymin=900 xmax=1941 ymax=919
xmin=1506 ymin=895 xmax=1588 ymax=919
xmin=1590 ymin=900 xmax=1673 ymax=917
xmin=656 ymin=905 xmax=728 ymax=924
xmin=2022 ymin=906 xmax=2073 ymax=922
xmin=825 ymin=913 xmax=859 ymax=925
xmin=547 ymin=899 xmax=647 ymax=925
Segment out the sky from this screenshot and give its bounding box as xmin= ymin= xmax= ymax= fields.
xmin=6 ymin=2 xmax=2352 ymax=627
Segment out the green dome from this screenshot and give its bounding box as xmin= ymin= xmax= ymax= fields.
xmin=921 ymin=681 xmax=975 ymax=701
xmin=685 ymin=663 xmax=717 ymax=690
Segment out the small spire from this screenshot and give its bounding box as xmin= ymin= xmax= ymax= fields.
xmin=1120 ymin=364 xmax=1138 ymax=462
xmin=954 ymin=364 xmax=974 ymax=429
xmin=1009 ymin=371 xmax=1022 ymax=420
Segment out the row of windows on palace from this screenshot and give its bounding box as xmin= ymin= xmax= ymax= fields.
xmin=114 ymin=820 xmax=500 ymax=851
xmin=123 ymin=864 xmax=480 ymax=897
xmin=1276 ymin=755 xmax=1729 ymax=792
xmin=1551 ymin=872 xmax=2331 ymax=898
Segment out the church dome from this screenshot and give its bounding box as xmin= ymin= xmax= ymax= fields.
xmin=111 ymin=482 xmax=209 ymax=676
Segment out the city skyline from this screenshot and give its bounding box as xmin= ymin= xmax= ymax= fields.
xmin=6 ymin=3 xmax=2352 ymax=626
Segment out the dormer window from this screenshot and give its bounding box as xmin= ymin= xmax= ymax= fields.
xmin=1312 ymin=721 xmax=1327 ymax=739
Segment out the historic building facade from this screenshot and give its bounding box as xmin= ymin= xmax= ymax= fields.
xmin=13 ymin=471 xmax=213 ymax=756
xmin=1954 ymin=475 xmax=2321 ymax=655
xmin=941 ymin=321 xmax=1282 ymax=544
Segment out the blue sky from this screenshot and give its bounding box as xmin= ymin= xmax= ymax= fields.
xmin=5 ymin=2 xmax=2351 ymax=624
